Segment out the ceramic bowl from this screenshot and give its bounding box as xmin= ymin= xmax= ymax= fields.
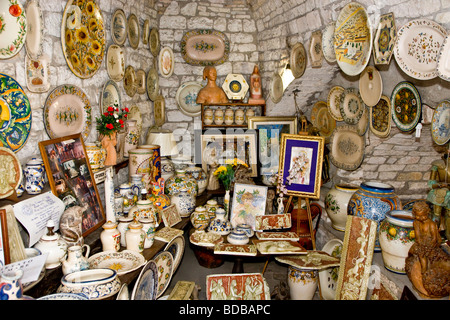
xmin=235 ymin=224 xmax=254 ymax=238
xmin=227 ymin=230 xmax=249 ymax=245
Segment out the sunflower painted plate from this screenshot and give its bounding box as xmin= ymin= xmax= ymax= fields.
xmin=390 ymin=81 xmax=422 ymax=132
xmin=0 ymin=0 xmax=27 ymax=59
xmin=431 ymin=100 xmax=450 ymax=145
xmin=111 ymin=9 xmax=127 ymax=46
xmin=61 ymin=0 xmax=106 ymax=79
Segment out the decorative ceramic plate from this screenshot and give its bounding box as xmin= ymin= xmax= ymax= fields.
xmin=116 ymin=283 xmax=129 ymax=300
xmin=38 ymin=293 xmax=88 ymax=300
xmin=322 ymin=22 xmax=336 ymax=63
xmin=269 ymin=72 xmax=283 ymax=103
xmin=318 ymin=239 xmax=343 ymax=300
xmin=25 ymin=0 xmax=43 ymax=60
xmin=158 ymin=46 xmax=174 ymax=78
xmin=149 ymin=27 xmax=160 ymax=57
xmin=0 ymin=73 xmax=32 ymax=152
xmin=111 ymin=9 xmax=127 ymax=46
xmin=329 ymin=125 xmax=365 ymax=171
xmin=356 ymin=104 xmax=369 ymax=136
xmin=311 ymin=100 xmax=336 ymax=142
xmin=146 ymin=67 xmax=159 ymax=101
xmin=124 ymin=65 xmax=137 ymax=97
xmin=369 ymin=95 xmax=391 ymax=138
xmin=88 ymin=250 xmax=146 ymax=276
xmin=181 ymin=29 xmax=230 ymax=66
xmin=135 ymin=69 xmax=146 ymax=94
xmin=0 ymin=0 xmax=27 ymax=59
xmin=164 ymin=235 xmax=185 ymax=273
xmin=153 ymin=250 xmax=174 ymax=299
xmin=106 ymin=44 xmax=125 ymax=82
xmin=327 ymin=86 xmax=344 ymax=121
xmin=394 ymin=19 xmax=447 ymax=80
xmin=127 ymin=13 xmax=139 ymax=49
xmin=339 ymin=88 xmax=365 ymax=125
xmin=100 ymin=79 xmax=122 ymax=113
xmin=431 ymin=100 xmax=450 ymax=145
xmin=437 ymin=35 xmax=450 ymax=81
xmin=373 ymin=12 xmax=397 ymax=65
xmin=25 ymin=54 xmax=51 ymax=93
xmin=334 ymin=2 xmax=372 ymax=76
xmin=0 ymin=147 xmax=22 ymax=199
xmin=222 ymin=73 xmax=249 ymax=101
xmin=142 ymin=19 xmax=150 ymax=45
xmin=359 ymin=66 xmax=382 ymax=107
xmin=390 ymin=81 xmax=422 ymax=132
xmin=131 ymin=259 xmax=158 ymax=300
xmin=309 ymin=30 xmax=323 ymax=68
xmin=290 ymin=42 xmax=307 ymax=78
xmin=175 ymin=81 xmax=202 ymax=117
xmin=43 ymin=84 xmax=92 ymax=140
xmin=154 ymin=95 xmax=166 ymax=127
xmin=61 ymin=0 xmax=106 ymax=79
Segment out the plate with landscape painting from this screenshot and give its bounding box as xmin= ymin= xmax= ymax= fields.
xmin=111 ymin=9 xmax=127 ymax=46
xmin=390 ymin=81 xmax=422 ymax=132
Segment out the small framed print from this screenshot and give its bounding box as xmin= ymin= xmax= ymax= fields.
xmin=279 ymin=134 xmax=325 ymax=199
xmin=230 ymin=183 xmax=268 ymax=230
xmin=161 ymin=204 xmax=182 ymax=227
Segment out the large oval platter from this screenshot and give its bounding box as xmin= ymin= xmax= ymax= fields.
xmin=339 ymin=87 xmax=365 ymax=125
xmin=131 ymin=260 xmax=158 ymax=300
xmin=100 ymin=80 xmax=122 ymax=113
xmin=0 ymin=73 xmax=32 ymax=152
xmin=111 ymin=9 xmax=127 ymax=46
xmin=175 ymin=81 xmax=202 ymax=117
xmin=431 ymin=100 xmax=450 ymax=146
xmin=43 ymin=84 xmax=92 ymax=140
xmin=390 ymin=81 xmax=422 ymax=132
xmin=329 ymin=125 xmax=365 ymax=171
xmin=322 ymin=22 xmax=336 ymax=63
xmin=61 ymin=0 xmax=106 ymax=79
xmin=290 ymin=42 xmax=307 ymax=78
xmin=158 ymin=46 xmax=174 ymax=78
xmin=369 ymin=95 xmax=391 ymax=138
xmin=106 ymin=44 xmax=125 ymax=82
xmin=25 ymin=0 xmax=44 ymax=60
xmin=394 ymin=19 xmax=447 ymax=80
xmin=334 ymin=2 xmax=372 ymax=76
xmin=181 ymin=29 xmax=230 ymax=66
xmin=124 ymin=65 xmax=137 ymax=98
xmin=149 ymin=27 xmax=160 ymax=57
xmin=0 ymin=0 xmax=27 ymax=59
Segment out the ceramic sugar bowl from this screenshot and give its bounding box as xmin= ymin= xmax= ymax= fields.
xmin=190 ymin=206 xmax=210 ymax=231
xmin=205 ymin=199 xmax=220 ymax=220
xmin=128 ymin=199 xmax=159 ymax=227
xmin=34 ymin=220 xmax=68 ymax=269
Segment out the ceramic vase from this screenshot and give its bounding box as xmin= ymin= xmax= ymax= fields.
xmin=214 ymin=108 xmax=224 ymax=125
xmin=100 ymin=221 xmax=121 ymax=252
xmin=101 ymin=132 xmax=118 ymax=166
xmin=165 ymin=170 xmax=198 ymax=197
xmin=85 ymin=142 xmax=106 ymax=171
xmin=130 ymin=174 xmax=144 ymax=199
xmin=325 ymin=184 xmax=359 ymax=231
xmin=128 ymin=199 xmax=159 ymax=227
xmin=33 ymin=220 xmax=68 ymax=269
xmin=287 ymin=266 xmax=318 ymax=300
xmin=0 ymin=270 xmax=24 ymax=300
xmin=117 ymin=216 xmax=133 ymax=247
xmin=235 ymin=108 xmax=245 ymax=125
xmin=185 ymin=165 xmax=208 ymax=195
xmin=123 ymin=120 xmax=139 ymax=157
xmin=128 ymin=148 xmax=153 ymax=190
xmin=190 ymin=206 xmax=210 ymax=231
xmin=245 ymin=108 xmax=255 ymax=123
xmin=227 ymin=229 xmax=249 ymax=245
xmin=160 ymin=156 xmax=175 ymax=181
xmin=203 ymin=107 xmax=214 ymax=125
xmin=224 ymin=108 xmax=234 ymax=125
xmin=224 ymin=189 xmax=231 ymax=219
xmin=208 ymin=208 xmax=232 ymax=235
xmin=139 ymin=217 xmax=156 ymax=249
xmin=205 ymin=199 xmax=220 ymax=220
xmin=125 ymin=220 xmax=145 ymax=253
xmin=379 ymin=210 xmax=415 ymax=274
xmin=24 ymin=157 xmax=46 ymax=195
xmin=139 ymin=144 xmax=162 ymax=189
xmin=61 ymin=244 xmax=90 ymax=275
xmin=171 ymin=189 xmax=196 ymax=217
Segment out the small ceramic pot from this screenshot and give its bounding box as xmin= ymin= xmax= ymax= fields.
xmin=203 ymin=107 xmax=214 ymax=125
xmin=214 ymin=108 xmax=224 ymax=125
xmin=235 ymin=108 xmax=245 ymax=125
xmin=33 ymin=220 xmax=68 ymax=269
xmin=208 ymin=208 xmax=232 ymax=235
xmin=205 ymin=199 xmax=220 ymax=220
xmin=288 ymin=266 xmax=318 ymax=300
xmin=85 ymin=142 xmax=106 ymax=171
xmin=128 ymin=199 xmax=159 ymax=226
xmin=227 ymin=229 xmax=249 ymax=245
xmin=325 ymin=183 xmax=359 ymax=231
xmin=190 ymin=206 xmax=210 ymax=231
xmin=125 ymin=220 xmax=146 ymax=253
xmin=235 ymin=223 xmax=254 ymax=238
xmin=171 ymin=189 xmax=196 ymax=217
xmin=100 ymin=221 xmax=121 ymax=252
xmin=117 ymin=216 xmax=133 ymax=247
xmin=61 ymin=244 xmax=90 ymax=275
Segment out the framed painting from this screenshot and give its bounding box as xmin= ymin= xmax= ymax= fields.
xmin=230 ymin=183 xmax=268 ymax=230
xmin=279 ymin=134 xmax=324 ymax=199
xmin=247 ymin=116 xmax=297 ymax=176
xmin=38 ymin=134 xmax=105 ymax=237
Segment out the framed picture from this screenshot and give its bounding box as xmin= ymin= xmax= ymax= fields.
xmin=230 ymin=183 xmax=268 ymax=230
xmin=39 ymin=134 xmax=105 ymax=237
xmin=196 ymin=129 xmax=258 ymax=177
xmin=0 ymin=208 xmax=10 ymax=266
xmin=247 ymin=116 xmax=298 ymax=176
xmin=279 ymin=134 xmax=324 ymax=199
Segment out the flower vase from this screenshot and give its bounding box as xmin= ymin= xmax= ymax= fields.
xmin=224 ymin=189 xmax=230 ymax=219
xmin=101 ymin=132 xmax=117 ymax=166
xmin=123 ymin=120 xmax=139 ymax=158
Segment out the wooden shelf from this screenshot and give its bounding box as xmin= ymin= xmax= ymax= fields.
xmin=200 ymin=102 xmax=266 ymax=130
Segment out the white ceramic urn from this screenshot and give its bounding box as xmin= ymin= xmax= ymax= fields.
xmin=324 ymin=183 xmax=359 ymax=231
xmin=287 ymin=266 xmax=318 ymax=300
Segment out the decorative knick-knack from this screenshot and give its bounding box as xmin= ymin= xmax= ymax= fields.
xmin=0 ymin=270 xmax=24 ymax=300
xmin=190 ymin=206 xmax=210 ymax=231
xmin=248 ymin=65 xmax=265 ymax=105
xmin=61 ymin=244 xmax=90 ymax=275
xmin=125 ymin=220 xmax=146 ymax=253
xmin=208 ymin=208 xmax=232 ymax=235
xmin=171 ymin=189 xmax=196 ymax=217
xmin=101 ymin=132 xmax=117 ymax=166
xmin=24 ymin=157 xmax=46 ymax=195
xmin=128 ymin=199 xmax=159 ymax=227
xmin=100 ymin=221 xmax=121 ymax=252
xmin=34 ymin=220 xmax=68 ymax=269
xmin=224 ymin=108 xmax=234 ymax=125
xmin=203 ymin=107 xmax=214 ymax=125
xmin=235 ymin=108 xmax=245 ymax=125
xmin=214 ymin=108 xmax=224 ymax=125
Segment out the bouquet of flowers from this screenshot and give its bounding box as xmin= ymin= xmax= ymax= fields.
xmin=214 ymin=158 xmax=248 ymax=190
xmin=96 ymin=104 xmax=129 ymax=137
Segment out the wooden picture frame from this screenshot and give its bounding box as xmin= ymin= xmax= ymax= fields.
xmin=0 ymin=208 xmax=10 ymax=266
xmin=279 ymin=134 xmax=324 ymax=199
xmin=230 ymin=183 xmax=268 ymax=230
xmin=39 ymin=134 xmax=105 ymax=237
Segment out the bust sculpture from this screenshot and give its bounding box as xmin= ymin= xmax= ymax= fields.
xmin=196 ymin=66 xmax=228 ymax=104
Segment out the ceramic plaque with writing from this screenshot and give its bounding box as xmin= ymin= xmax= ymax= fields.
xmin=431 ymin=100 xmax=450 ymax=145
xmin=327 ymin=86 xmax=344 ymax=121
xmin=175 ymin=81 xmax=202 ymax=117
xmin=106 ymin=44 xmax=125 ymax=82
xmin=329 ymin=125 xmax=365 ymax=171
xmin=0 ymin=0 xmax=27 ymax=59
xmin=322 ymin=22 xmax=336 ymax=63
xmin=25 ymin=0 xmax=43 ymax=60
xmin=25 ymin=54 xmax=51 ymax=93
xmin=437 ymin=34 xmax=450 ymax=81
xmin=111 ymin=9 xmax=127 ymax=46
xmin=127 ymin=13 xmax=139 ymax=49
xmin=309 ymin=30 xmax=323 ymax=68
xmin=373 ymin=12 xmax=397 ymax=65
xmin=290 ymin=42 xmax=307 ymax=78
xmin=369 ymin=95 xmax=391 ymax=138
xmin=390 ymin=81 xmax=422 ymax=132
xmin=181 ymin=29 xmax=230 ymax=66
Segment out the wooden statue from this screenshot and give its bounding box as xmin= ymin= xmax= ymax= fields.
xmin=196 ymin=66 xmax=228 ymax=104
xmin=249 ymin=65 xmax=265 ymax=104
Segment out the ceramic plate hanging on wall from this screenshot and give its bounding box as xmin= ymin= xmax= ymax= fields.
xmin=128 ymin=105 xmax=142 ymax=134
xmin=100 ymin=79 xmax=122 ymax=113
xmin=356 ymin=104 xmax=369 ymax=136
xmin=327 ymin=86 xmax=344 ymax=121
xmin=25 ymin=0 xmax=43 ymax=60
xmin=131 ymin=260 xmax=158 ymax=300
xmin=431 ymin=100 xmax=450 ymax=145
xmin=124 ymin=65 xmax=137 ymax=97
xmin=154 ymin=95 xmax=166 ymax=127
xmin=142 ymin=19 xmax=150 ymax=45
xmin=149 ymin=27 xmax=160 ymax=57
xmin=153 ymin=251 xmax=173 ymax=299
xmin=334 ymin=2 xmax=372 ymax=76
xmin=222 ymin=73 xmax=249 ymax=101
xmin=339 ymin=88 xmax=365 ymax=125
xmin=164 ymin=235 xmax=185 ymax=273
xmin=311 ymin=101 xmax=336 ymax=142
xmin=0 ymin=73 xmax=32 ymax=152
xmin=359 ymin=66 xmax=382 ymax=107
xmin=175 ymin=81 xmax=202 ymax=117
xmin=270 ymin=72 xmax=284 ymax=103
xmin=0 ymin=0 xmax=27 ymax=59
xmin=373 ymin=12 xmax=397 ymax=65
xmin=309 ymin=30 xmax=323 ymax=68
xmin=135 ymin=69 xmax=146 ymax=94
xmin=290 ymin=42 xmax=307 ymax=78
xmin=111 ymin=9 xmax=127 ymax=46
xmin=25 ymin=54 xmax=51 ymax=93
xmin=43 ymin=84 xmax=92 ymax=140
xmin=61 ymin=0 xmax=106 ymax=79
xmin=158 ymin=46 xmax=174 ymax=78
xmin=127 ymin=13 xmax=139 ymax=49
xmin=322 ymin=22 xmax=336 ymax=63
xmin=370 ymin=95 xmax=391 ymax=138
xmin=146 ymin=67 xmax=160 ymax=101
xmin=394 ymin=19 xmax=447 ymax=80
xmin=181 ymin=29 xmax=230 ymax=66
xmin=0 ymin=147 xmax=22 ymax=199
xmin=390 ymin=81 xmax=422 ymax=132
xmin=437 ymin=35 xmax=450 ymax=81
xmin=329 ymin=125 xmax=365 ymax=171
xmin=106 ymin=44 xmax=125 ymax=82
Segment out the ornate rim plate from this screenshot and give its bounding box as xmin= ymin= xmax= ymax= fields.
xmin=25 ymin=0 xmax=43 ymax=60
xmin=431 ymin=100 xmax=450 ymax=145
xmin=394 ymin=19 xmax=447 ymax=80
xmin=322 ymin=21 xmax=336 ymax=63
xmin=373 ymin=12 xmax=397 ymax=65
xmin=100 ymin=79 xmax=122 ymax=113
xmin=309 ymin=30 xmax=323 ymax=68
xmin=269 ymin=72 xmax=283 ymax=103
xmin=158 ymin=46 xmax=174 ymax=78
xmin=390 ymin=81 xmax=422 ymax=132
xmin=370 ymin=95 xmax=391 ymax=138
xmin=359 ymin=66 xmax=382 ymax=107
xmin=25 ymin=54 xmax=51 ymax=93
xmin=61 ymin=0 xmax=106 ymax=79
xmin=0 ymin=73 xmax=32 ymax=152
xmin=339 ymin=87 xmax=365 ymax=125
xmin=147 ymin=67 xmax=160 ymax=101
xmin=311 ymin=100 xmax=336 ymax=142
xmin=124 ymin=65 xmax=137 ymax=97
xmin=88 ymin=250 xmax=146 ymax=276
xmin=43 ymin=84 xmax=92 ymax=140
xmin=0 ymin=0 xmax=27 ymax=59
xmin=334 ymin=2 xmax=372 ymax=76
xmin=290 ymin=42 xmax=307 ymax=78
xmin=175 ymin=81 xmax=202 ymax=117
xmin=127 ymin=13 xmax=139 ymax=49
xmin=437 ymin=34 xmax=450 ymax=81
xmin=131 ymin=260 xmax=158 ymax=300
xmin=136 ymin=69 xmax=146 ymax=94
xmin=318 ymin=239 xmax=343 ymax=300
xmin=327 ymin=86 xmax=344 ymax=121
xmin=153 ymin=251 xmax=174 ymax=299
xmin=106 ymin=44 xmax=125 ymax=82
xmin=111 ymin=9 xmax=127 ymax=46
xmin=181 ymin=29 xmax=230 ymax=66
xmin=149 ymin=27 xmax=160 ymax=57
xmin=164 ymin=235 xmax=185 ymax=273
xmin=0 ymin=147 xmax=22 ymax=199
xmin=330 ymin=125 xmax=365 ymax=171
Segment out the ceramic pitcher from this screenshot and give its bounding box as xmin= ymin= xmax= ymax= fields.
xmin=61 ymin=244 xmax=90 ymax=275
xmin=0 ymin=270 xmax=24 ymax=300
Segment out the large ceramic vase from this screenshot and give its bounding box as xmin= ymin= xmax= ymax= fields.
xmin=287 ymin=266 xmax=318 ymax=300
xmin=348 ymin=181 xmax=401 ymax=252
xmin=325 ymin=184 xmax=359 ymax=231
xmin=379 ymin=210 xmax=415 ymax=274
xmin=139 ymin=144 xmax=162 ymax=189
xmin=171 ymin=189 xmax=196 ymax=217
xmin=165 ymin=170 xmax=198 ymax=197
xmin=128 ymin=148 xmax=153 ymax=191
xmin=24 ymin=157 xmax=46 ymax=195
xmin=101 ymin=132 xmax=117 ymax=166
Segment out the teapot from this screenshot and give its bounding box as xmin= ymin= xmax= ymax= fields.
xmin=61 ymin=244 xmax=90 ymax=275
xmin=34 ymin=220 xmax=68 ymax=269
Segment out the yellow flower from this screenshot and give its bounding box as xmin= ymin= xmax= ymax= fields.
xmin=75 ymin=26 xmax=89 ymax=44
xmin=214 ymin=166 xmax=227 ymax=176
xmin=225 ymin=158 xmax=248 ymax=167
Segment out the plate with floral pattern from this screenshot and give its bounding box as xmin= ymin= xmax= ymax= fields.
xmin=437 ymin=34 xmax=450 ymax=81
xmin=339 ymin=88 xmax=365 ymax=125
xmin=327 ymin=86 xmax=344 ymax=121
xmin=431 ymin=100 xmax=450 ymax=145
xmin=159 ymin=46 xmax=174 ymax=78
xmin=0 ymin=0 xmax=27 ymax=59
xmin=175 ymin=81 xmax=202 ymax=117
xmin=88 ymin=250 xmax=146 ymax=276
xmin=329 ymin=125 xmax=365 ymax=171
xmin=164 ymin=235 xmax=185 ymax=273
xmin=153 ymin=250 xmax=173 ymax=299
xmin=390 ymin=81 xmax=422 ymax=132
xmin=106 ymin=44 xmax=125 ymax=82
xmin=369 ymin=95 xmax=391 ymax=138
